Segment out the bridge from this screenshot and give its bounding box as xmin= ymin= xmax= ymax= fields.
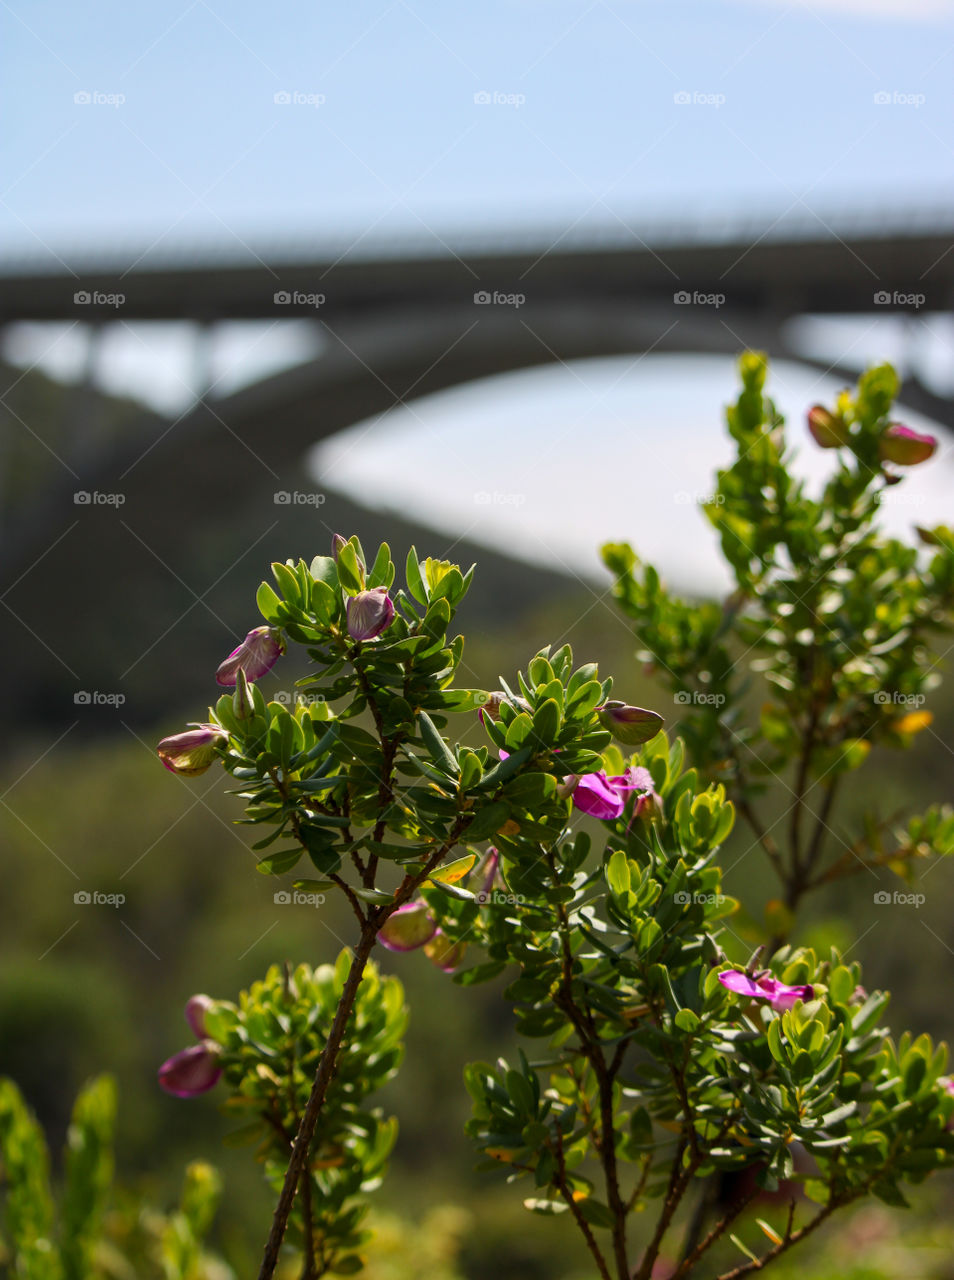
xmin=2 ymin=209 xmax=953 ymax=731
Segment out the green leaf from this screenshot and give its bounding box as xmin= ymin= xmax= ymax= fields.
xmin=532 ymin=698 xmax=561 ymax=744
xmin=578 ymin=1199 xmax=616 ymax=1229
xmin=477 ymin=746 xmax=533 ymax=791
xmin=256 ymin=580 xmax=282 ymax=622
xmin=272 ymin=561 xmax=303 ymax=607
xmin=256 ymin=847 xmax=304 ymax=875
xmin=466 ymin=801 xmax=511 ymax=841
xmin=606 ymin=849 xmax=631 ymax=897
xmin=405 ymin=547 xmax=428 ymax=605
xmin=419 ymin=711 xmax=460 ymax=777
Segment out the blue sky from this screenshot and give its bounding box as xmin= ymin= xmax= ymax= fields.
xmin=4 ymin=0 xmax=954 ymax=251
xmin=3 ymin=0 xmax=953 ymax=589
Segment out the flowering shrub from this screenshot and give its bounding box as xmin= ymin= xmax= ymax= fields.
xmin=145 ymin=354 xmax=954 ymax=1279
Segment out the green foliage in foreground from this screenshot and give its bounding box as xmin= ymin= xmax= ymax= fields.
xmin=0 ymin=1075 xmax=228 ymax=1279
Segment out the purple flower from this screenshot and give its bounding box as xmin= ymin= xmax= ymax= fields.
xmin=879 ymin=424 xmax=937 ymax=467
xmin=215 ymin=627 xmax=284 ymax=687
xmin=157 ymin=724 xmax=228 ymax=777
xmin=424 ymin=929 xmax=467 ymax=973
xmin=331 ymin=533 xmax=348 ymax=561
xmin=346 ymin=587 xmax=395 ymax=642
xmin=158 ymin=1042 xmax=222 ymax=1098
xmin=185 ymin=994 xmax=215 ymax=1038
xmin=377 ymin=902 xmax=437 ymax=952
xmin=718 ymin=969 xmax=814 ymax=1011
xmin=571 ymin=772 xmax=630 ymax=819
xmin=597 ymin=702 xmax=664 ymax=746
xmin=569 ymin=766 xmax=660 ymax=821
xmin=807 ymin=405 xmax=849 ymax=449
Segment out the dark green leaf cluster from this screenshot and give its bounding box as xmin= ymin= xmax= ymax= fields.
xmin=203 ymin=954 xmax=406 ymax=1277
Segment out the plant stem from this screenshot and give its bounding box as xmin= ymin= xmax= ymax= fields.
xmin=550 ymin=1128 xmax=613 ymax=1280
xmin=257 ymin=922 xmax=379 ymax=1280
xmin=257 ymin=817 xmax=468 ymax=1279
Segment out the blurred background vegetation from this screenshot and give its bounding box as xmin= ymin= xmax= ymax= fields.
xmin=3 ymin=359 xmax=954 ymax=1276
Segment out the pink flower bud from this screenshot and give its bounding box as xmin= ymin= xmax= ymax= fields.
xmin=597 ymin=701 xmax=663 ymax=746
xmin=185 ymin=994 xmax=215 ymax=1039
xmin=331 ymin=533 xmax=348 ymax=561
xmin=879 ymin=423 xmax=937 ymax=467
xmin=377 ymin=902 xmax=437 ymax=952
xmin=346 ymin=587 xmax=395 ymax=641
xmin=158 ymin=1042 xmax=222 ymax=1098
xmin=215 ymin=627 xmax=284 ymax=687
xmin=807 ymin=405 xmax=849 ymax=449
xmin=424 ymin=929 xmax=466 ymax=973
xmin=157 ymin=724 xmax=228 ymax=777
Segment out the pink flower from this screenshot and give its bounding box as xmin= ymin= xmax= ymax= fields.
xmin=570 ymin=766 xmax=660 ymax=821
xmin=157 ymin=724 xmax=228 ymax=777
xmin=807 ymin=405 xmax=849 ymax=449
xmin=215 ymin=626 xmax=284 ymax=687
xmin=377 ymin=902 xmax=437 ymax=952
xmin=879 ymin=424 xmax=937 ymax=467
xmin=158 ymin=1042 xmax=222 ymax=1098
xmin=346 ymin=587 xmax=395 ymax=641
xmin=184 ymin=994 xmax=215 ymax=1038
xmin=718 ymin=969 xmax=814 ymax=1012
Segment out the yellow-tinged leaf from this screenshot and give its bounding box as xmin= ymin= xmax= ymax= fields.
xmin=572 ymin=1190 xmax=588 ymax=1202
xmin=429 ymin=853 xmax=477 ymax=884
xmin=893 ymin=710 xmax=932 ymax=735
xmin=424 ymin=557 xmax=457 ymax=591
xmin=756 ymin=1219 xmax=783 ymax=1246
xmin=499 ymin=819 xmax=521 ymax=837
xmin=485 ymin=1147 xmax=516 ymax=1164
